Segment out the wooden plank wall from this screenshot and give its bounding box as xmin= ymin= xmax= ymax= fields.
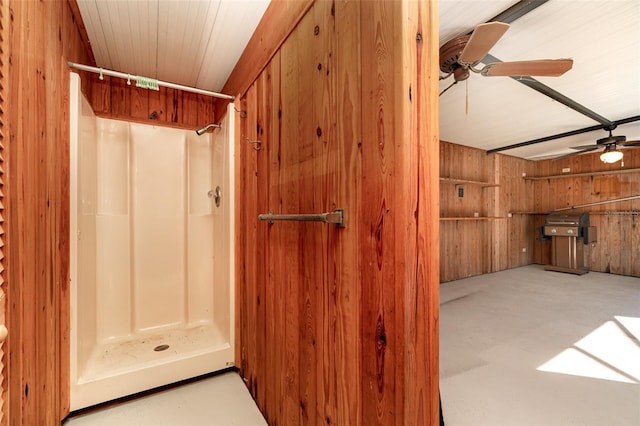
xmin=5 ymin=0 xmax=91 ymax=423
xmin=440 ymin=140 xmax=640 ymax=280
xmin=235 ymin=1 xmax=440 ymax=424
xmin=89 ymin=74 xmax=217 ymax=129
xmin=439 ymin=141 xmax=535 ymax=282
xmin=0 ymin=0 xmax=6 ymax=422
xmin=533 ymin=148 xmax=640 ymax=277
xmin=493 ymin=153 xmax=536 ymax=272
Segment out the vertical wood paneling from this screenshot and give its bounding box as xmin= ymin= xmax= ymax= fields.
xmin=440 ymin=142 xmax=640 ymax=281
xmin=532 ymin=148 xmax=640 ymax=277
xmin=241 ymin=82 xmax=259 ymax=406
xmin=278 ymin=26 xmax=302 ymax=425
xmin=311 ymin=3 xmax=333 ymax=423
xmin=295 ymin=11 xmax=317 ymax=426
xmin=440 ymin=144 xmax=536 ymax=282
xmin=0 ymin=0 xmax=6 ymax=421
xmin=400 ymin=1 xmax=440 ymax=421
xmin=632 ymin=215 xmax=640 ymax=277
xmin=234 ymin=0 xmax=439 ymax=424
xmin=88 ymin=75 xmax=216 ymax=129
xmin=333 ymin=1 xmax=362 ymax=424
xmin=259 ymin=56 xmax=281 ymax=423
xmin=130 ymin=85 xmax=149 ymax=120
xmin=5 ymin=0 xmax=91 ymax=422
xmin=360 ymin=1 xmax=396 ymax=423
xmin=253 ymin=62 xmax=269 ymax=416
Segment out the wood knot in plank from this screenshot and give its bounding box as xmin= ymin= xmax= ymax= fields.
xmin=374 ymin=202 xmax=385 ymax=270
xmin=376 ymin=315 xmax=387 ymax=393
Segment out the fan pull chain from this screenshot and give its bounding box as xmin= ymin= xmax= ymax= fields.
xmin=465 ymin=79 xmax=469 ymax=115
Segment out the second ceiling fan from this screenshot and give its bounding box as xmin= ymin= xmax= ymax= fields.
xmin=439 ymin=22 xmax=573 ymax=96
xmin=554 ymin=127 xmax=640 ymax=163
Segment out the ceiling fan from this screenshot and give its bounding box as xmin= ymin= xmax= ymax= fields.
xmin=555 ymin=127 xmax=640 ymax=163
xmin=439 ymin=22 xmax=573 ymax=96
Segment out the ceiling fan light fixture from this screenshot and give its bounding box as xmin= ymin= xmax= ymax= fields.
xmin=600 ymin=147 xmax=623 ymax=164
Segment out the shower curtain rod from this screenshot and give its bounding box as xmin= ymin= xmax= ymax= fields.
xmin=68 ymin=62 xmax=235 ymax=101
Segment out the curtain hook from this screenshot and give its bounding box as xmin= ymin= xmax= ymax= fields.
xmin=234 ymin=106 xmax=247 ymax=119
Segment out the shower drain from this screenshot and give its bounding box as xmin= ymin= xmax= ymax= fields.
xmin=154 ymin=344 xmax=170 ymax=352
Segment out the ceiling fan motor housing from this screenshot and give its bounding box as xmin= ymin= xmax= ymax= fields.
xmin=439 ymin=34 xmax=472 ymax=79
xmin=597 ymin=135 xmax=626 ymax=146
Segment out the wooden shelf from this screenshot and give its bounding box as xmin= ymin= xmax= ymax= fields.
xmin=588 ymin=211 xmax=640 ymax=216
xmin=439 ymin=177 xmax=499 ymax=188
xmin=524 ymin=167 xmax=640 ymax=181
xmin=440 ymin=216 xmax=507 ymax=221
xmin=509 ymin=210 xmax=640 ymax=216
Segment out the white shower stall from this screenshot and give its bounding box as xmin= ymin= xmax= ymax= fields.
xmin=69 ymin=73 xmax=235 ymax=410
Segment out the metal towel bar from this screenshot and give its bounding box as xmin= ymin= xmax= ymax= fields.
xmin=258 ymin=209 xmax=345 ymax=227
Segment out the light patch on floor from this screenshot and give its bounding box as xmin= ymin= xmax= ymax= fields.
xmin=538 ymin=318 xmax=640 ymax=384
xmin=63 ymin=371 xmax=267 ymax=426
xmin=538 ymin=347 xmax=636 ymax=384
xmin=616 ymin=315 xmax=640 ymax=341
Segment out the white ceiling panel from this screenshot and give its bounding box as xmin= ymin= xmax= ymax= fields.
xmin=439 ymin=76 xmax=597 ymax=149
xmin=156 ymin=0 xmax=214 ymax=84
xmin=489 ymin=1 xmax=640 ymax=121
xmin=77 ymin=0 xmax=269 ymax=93
xmin=439 ymin=0 xmax=640 ymax=159
xmin=195 ymin=0 xmax=270 ymax=91
xmin=76 ymin=1 xmax=111 ymax=67
xmin=439 ymin=0 xmax=518 ymax=46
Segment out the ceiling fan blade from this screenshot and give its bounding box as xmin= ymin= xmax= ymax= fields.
xmin=552 ymin=146 xmax=599 ymax=161
xmin=481 ymin=59 xmax=573 ymax=77
xmin=459 ymin=22 xmax=510 ymax=65
xmin=621 ymin=139 xmax=640 ymax=147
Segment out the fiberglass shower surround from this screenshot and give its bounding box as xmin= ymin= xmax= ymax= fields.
xmin=69 ymin=73 xmax=235 ymax=410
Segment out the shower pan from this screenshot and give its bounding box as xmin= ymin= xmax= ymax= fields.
xmin=69 ymin=73 xmax=235 ymax=410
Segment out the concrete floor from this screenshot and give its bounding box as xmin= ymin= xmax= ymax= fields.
xmin=63 ymin=371 xmax=267 ymax=426
xmin=440 ymin=265 xmax=640 ymax=426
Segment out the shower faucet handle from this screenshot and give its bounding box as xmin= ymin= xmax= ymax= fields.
xmin=208 ymin=187 xmax=222 ymax=207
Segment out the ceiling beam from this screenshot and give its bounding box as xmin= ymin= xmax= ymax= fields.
xmin=484 ymin=54 xmax=614 ymax=126
xmin=489 ymin=0 xmax=550 ymax=24
xmin=486 ymin=115 xmax=640 ymax=154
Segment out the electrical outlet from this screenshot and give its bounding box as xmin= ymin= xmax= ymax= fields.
xmin=522 ymin=247 xmax=527 ymax=253
xmin=562 ymin=167 xmax=570 ymax=173
xmin=508 ymin=213 xmax=513 ymax=218
xmin=521 ymin=172 xmax=527 ymax=177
